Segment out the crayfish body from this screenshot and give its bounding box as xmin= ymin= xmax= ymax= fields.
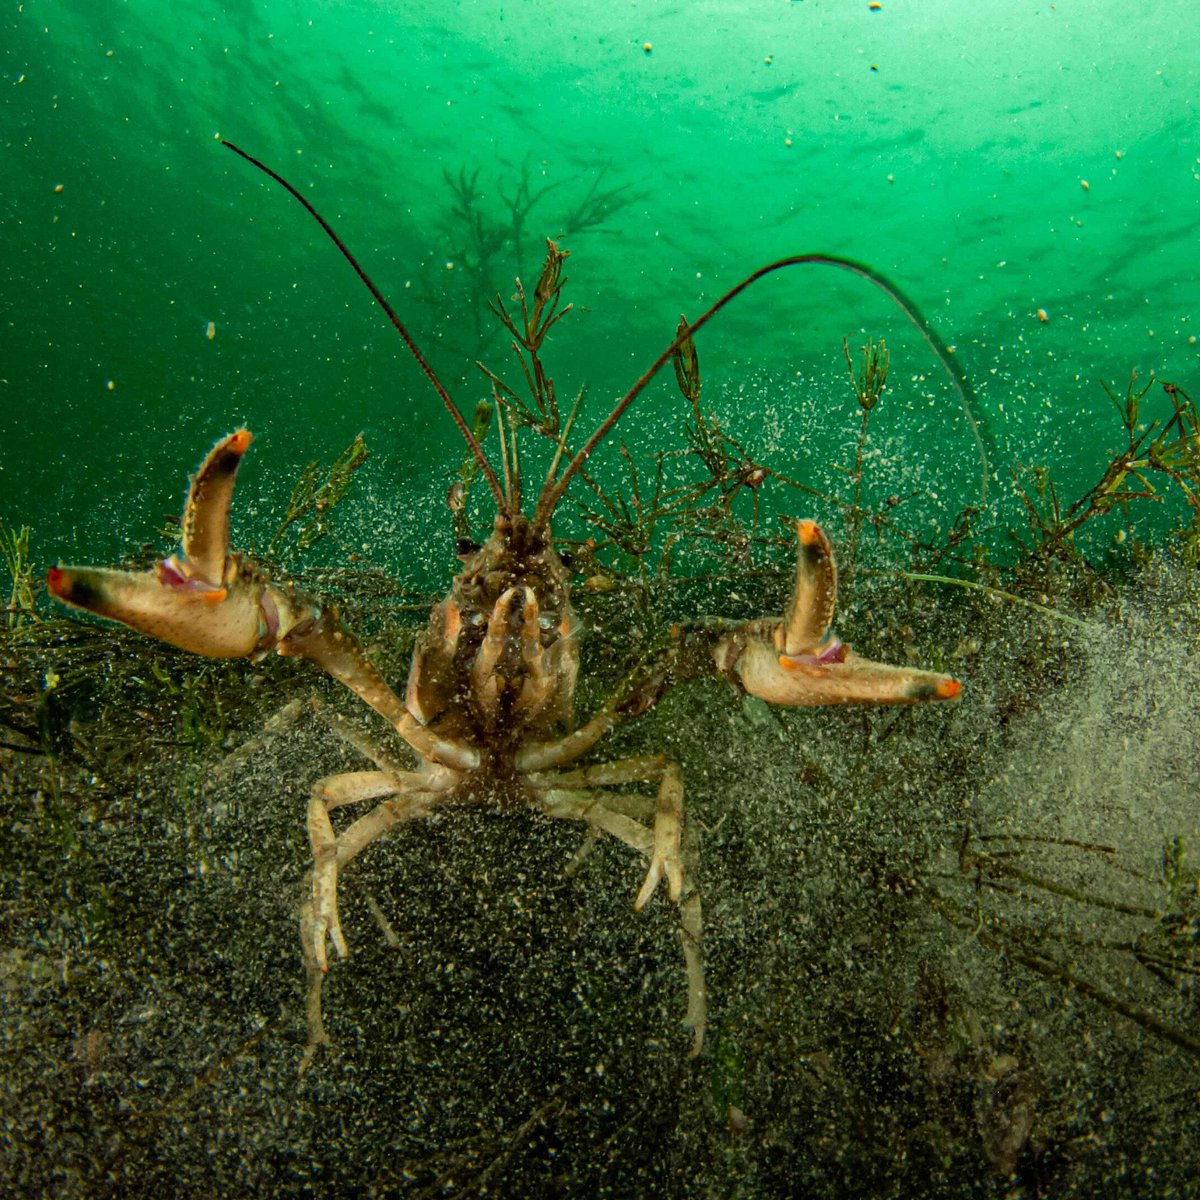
xmin=47 ymin=144 xmax=965 ymax=1069
xmin=408 ymin=512 xmax=580 ymax=764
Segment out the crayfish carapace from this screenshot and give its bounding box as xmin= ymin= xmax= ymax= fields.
xmin=47 ymin=143 xmax=966 ymax=1069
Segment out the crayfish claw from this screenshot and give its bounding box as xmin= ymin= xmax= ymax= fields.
xmin=780 ymin=518 xmax=838 ymax=656
xmin=46 ymin=561 xmax=267 ymax=659
xmin=45 ymin=430 xmax=289 ymax=660
xmin=180 ymin=429 xmax=254 ymax=581
xmin=715 ymin=519 xmax=961 ymax=708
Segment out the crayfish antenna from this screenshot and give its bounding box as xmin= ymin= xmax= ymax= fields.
xmin=221 ymin=139 xmax=510 ymax=519
xmin=530 ymin=253 xmax=992 ymax=535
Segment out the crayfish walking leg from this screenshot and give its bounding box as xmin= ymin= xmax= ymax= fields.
xmin=299 ymin=768 xmax=450 ymax=1072
xmin=535 ymin=756 xmax=707 ymax=1055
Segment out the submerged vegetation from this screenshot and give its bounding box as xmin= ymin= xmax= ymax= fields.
xmin=0 ymin=519 xmax=37 ymax=630
xmin=2 ymin=217 xmax=1198 ymax=1196
xmin=265 ymin=432 xmax=370 ymax=564
xmin=429 ymin=160 xmax=641 ymax=357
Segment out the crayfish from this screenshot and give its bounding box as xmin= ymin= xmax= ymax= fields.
xmin=47 ymin=143 xmax=963 ymax=1068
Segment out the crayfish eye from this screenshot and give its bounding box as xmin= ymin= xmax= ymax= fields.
xmin=455 ymin=538 xmax=481 ymax=559
xmin=558 ymin=550 xmax=575 ymax=570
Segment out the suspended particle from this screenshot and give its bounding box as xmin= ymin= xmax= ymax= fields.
xmin=643 ymin=42 xmax=653 ymax=54
xmin=206 ymin=320 xmax=217 ymax=341
xmin=1036 ymin=308 xmax=1049 ymax=323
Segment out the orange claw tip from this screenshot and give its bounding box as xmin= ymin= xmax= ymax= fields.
xmin=46 ymin=565 xmax=66 ymax=595
xmin=228 ymin=429 xmax=253 ymax=452
xmin=796 ymin=519 xmax=820 ymax=545
xmin=936 ymin=678 xmax=962 ymax=700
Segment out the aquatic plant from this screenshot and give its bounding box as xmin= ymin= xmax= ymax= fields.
xmin=435 ymin=160 xmax=640 ymax=355
xmin=0 ymin=519 xmax=38 ymax=629
xmin=1011 ymin=374 xmax=1200 ymax=587
xmin=266 ymin=433 xmax=370 ymax=563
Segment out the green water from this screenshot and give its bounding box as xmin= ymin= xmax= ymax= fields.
xmin=2 ymin=3 xmax=1199 ymax=1197
xmin=3 ymin=0 xmax=1197 ymax=572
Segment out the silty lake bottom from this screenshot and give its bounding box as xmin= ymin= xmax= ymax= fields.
xmin=2 ymin=323 xmax=1199 ymax=1195
xmin=3 ymin=0 xmax=1199 ymax=1194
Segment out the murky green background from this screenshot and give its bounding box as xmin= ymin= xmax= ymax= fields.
xmin=2 ymin=3 xmax=1199 ymax=1197
xmin=3 ymin=0 xmax=1197 ymax=575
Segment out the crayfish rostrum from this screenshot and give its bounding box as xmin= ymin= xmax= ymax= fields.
xmin=47 ymin=143 xmax=962 ymax=1069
